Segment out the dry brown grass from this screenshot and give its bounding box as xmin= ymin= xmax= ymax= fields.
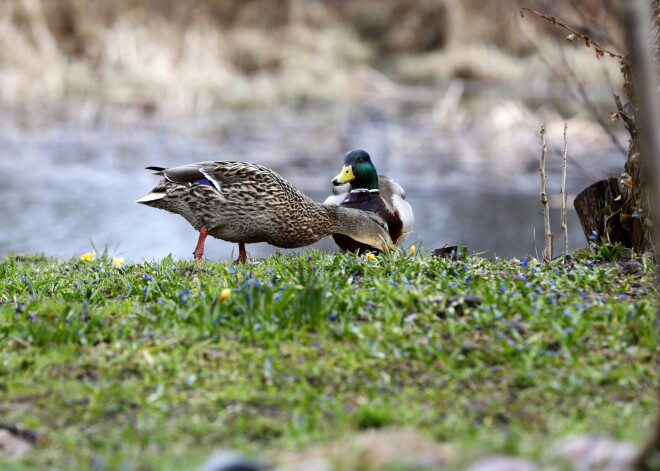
xmin=0 ymin=0 xmax=627 ymax=113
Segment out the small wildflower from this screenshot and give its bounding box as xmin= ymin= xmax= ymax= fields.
xmin=79 ymin=250 xmax=97 ymax=261
xmin=112 ymin=256 xmax=125 ymax=267
xmin=410 ymin=245 xmax=416 ymax=255
xmin=218 ymin=288 xmax=231 ymax=301
xmin=364 ymin=252 xmax=377 ymax=261
xmin=519 ymin=256 xmax=529 ymax=267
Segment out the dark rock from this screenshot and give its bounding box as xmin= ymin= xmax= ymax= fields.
xmin=431 ymin=246 xmax=466 ymax=259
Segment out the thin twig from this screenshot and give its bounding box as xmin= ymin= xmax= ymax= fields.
xmin=540 ymin=124 xmax=552 ymax=261
xmin=520 ymin=7 xmax=624 ymax=59
xmin=561 ymin=123 xmax=569 ymax=259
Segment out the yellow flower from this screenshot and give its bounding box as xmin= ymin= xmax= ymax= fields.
xmin=365 ymin=252 xmax=377 ymax=261
xmin=218 ymin=288 xmax=231 ymax=301
xmin=79 ymin=250 xmax=96 ymax=261
xmin=112 ymin=256 xmax=125 ymax=267
xmin=410 ymin=245 xmax=416 ymax=255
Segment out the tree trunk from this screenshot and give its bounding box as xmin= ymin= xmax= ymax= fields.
xmin=575 ymin=1 xmax=659 ymax=253
xmin=617 ymin=61 xmax=654 ymax=253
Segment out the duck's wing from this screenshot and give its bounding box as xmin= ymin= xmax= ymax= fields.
xmin=147 ymin=161 xmax=292 ymax=192
xmin=147 ymin=162 xmax=223 ymax=183
xmin=378 ymin=175 xmax=414 ymax=238
xmin=378 ymin=175 xmax=406 ymax=199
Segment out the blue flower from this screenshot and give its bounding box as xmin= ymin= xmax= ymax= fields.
xmin=144 ymin=274 xmax=153 ymax=281
xmin=274 ymin=292 xmax=282 ymax=301
xmin=517 ymin=274 xmax=526 ymax=282
xmin=519 ymin=256 xmax=529 ymax=267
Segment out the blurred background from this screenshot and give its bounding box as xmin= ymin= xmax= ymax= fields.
xmin=0 ymin=0 xmax=629 ymax=261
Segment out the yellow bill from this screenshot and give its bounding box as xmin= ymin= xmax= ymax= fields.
xmin=333 ymin=165 xmax=355 ymax=184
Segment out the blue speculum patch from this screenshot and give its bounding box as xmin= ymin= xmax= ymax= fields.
xmin=193 ymin=178 xmax=213 ymax=186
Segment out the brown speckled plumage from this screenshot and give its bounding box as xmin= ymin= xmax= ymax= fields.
xmin=137 ymin=161 xmax=392 ymax=262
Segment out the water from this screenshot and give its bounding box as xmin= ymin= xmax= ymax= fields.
xmin=0 ymin=101 xmax=626 ymax=262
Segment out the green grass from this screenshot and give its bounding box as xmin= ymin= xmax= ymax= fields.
xmin=0 ymin=248 xmax=657 ymax=470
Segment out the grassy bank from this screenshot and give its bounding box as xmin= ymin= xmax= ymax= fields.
xmin=0 ymin=247 xmax=657 ymax=470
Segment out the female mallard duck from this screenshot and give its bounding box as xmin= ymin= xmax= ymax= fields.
xmin=324 ymin=149 xmax=414 ymax=254
xmin=137 ymin=161 xmax=392 ymax=263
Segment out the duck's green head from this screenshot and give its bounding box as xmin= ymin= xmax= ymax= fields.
xmin=332 ymin=149 xmax=379 ymax=190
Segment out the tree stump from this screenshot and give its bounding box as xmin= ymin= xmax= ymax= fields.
xmin=573 ymin=177 xmax=631 ymax=246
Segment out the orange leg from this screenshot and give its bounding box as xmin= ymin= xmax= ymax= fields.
xmin=233 ymin=243 xmax=247 ymax=264
xmin=193 ymin=227 xmax=209 ymax=261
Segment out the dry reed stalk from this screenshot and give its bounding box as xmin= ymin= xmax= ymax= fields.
xmin=560 ymin=122 xmax=568 ymax=259
xmin=540 ymin=124 xmax=552 ymax=261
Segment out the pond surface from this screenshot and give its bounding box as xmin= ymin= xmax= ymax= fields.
xmin=0 ymin=100 xmax=626 ymax=262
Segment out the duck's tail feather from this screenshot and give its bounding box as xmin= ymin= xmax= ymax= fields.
xmin=146 ymin=166 xmax=166 ymax=175
xmin=136 ymin=192 xmax=166 ymax=204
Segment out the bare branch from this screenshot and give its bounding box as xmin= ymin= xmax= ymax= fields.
xmin=540 ymin=124 xmax=552 ymax=261
xmin=561 ymin=123 xmax=569 ymax=259
xmin=520 ymin=7 xmax=624 ymax=59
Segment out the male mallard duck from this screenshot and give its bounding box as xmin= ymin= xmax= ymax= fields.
xmin=137 ymin=161 xmax=393 ymax=263
xmin=324 ymin=149 xmax=414 ymax=254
